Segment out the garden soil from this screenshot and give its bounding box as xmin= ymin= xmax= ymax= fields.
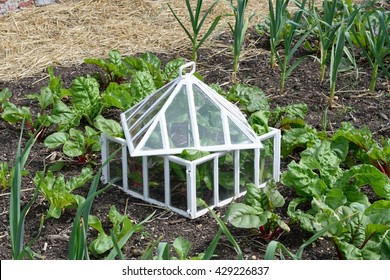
xmin=0 ymin=0 xmax=389 ymax=260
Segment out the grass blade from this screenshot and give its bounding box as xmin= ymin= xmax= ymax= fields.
xmin=198 ymin=199 xmax=243 ymax=259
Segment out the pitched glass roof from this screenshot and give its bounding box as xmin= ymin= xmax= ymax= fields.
xmin=121 ymin=62 xmax=262 ymax=157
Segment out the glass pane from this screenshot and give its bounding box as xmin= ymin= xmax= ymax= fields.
xmin=129 ymin=87 xmax=173 ymax=138
xmin=260 ymin=138 xmax=274 ymax=184
xmin=240 ymin=150 xmax=255 ymax=193
xmin=142 ymin=122 xmax=163 ymax=150
xmin=228 ymin=117 xmax=252 ymax=145
xmin=193 ymin=85 xmax=224 ymax=146
xmin=147 ymin=156 xmax=165 ymax=202
xmin=127 ymin=156 xmax=144 ymax=195
xmin=218 ymin=152 xmax=235 ymax=202
xmin=165 ymin=85 xmax=193 ymax=148
xmin=196 ymin=160 xmax=214 ymax=211
xmin=125 ymin=81 xmax=174 ymax=127
xmin=108 ymin=139 xmax=123 ymax=185
xmin=169 ymin=160 xmax=188 ymax=212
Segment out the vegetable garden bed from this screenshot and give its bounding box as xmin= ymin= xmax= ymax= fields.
xmin=0 ymin=0 xmax=389 ymax=260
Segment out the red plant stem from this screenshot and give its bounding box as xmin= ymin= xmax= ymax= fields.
xmin=331 ymin=238 xmax=344 ymax=260
xmin=359 ymin=232 xmax=376 ymax=250
xmin=383 ymin=163 xmax=390 ymax=178
xmin=376 ymin=161 xmax=385 ymax=173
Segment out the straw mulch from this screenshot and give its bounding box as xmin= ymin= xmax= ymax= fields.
xmin=0 ymin=0 xmax=271 ymax=81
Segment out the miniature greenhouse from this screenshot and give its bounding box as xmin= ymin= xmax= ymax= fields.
xmin=101 ymin=62 xmax=281 ymax=219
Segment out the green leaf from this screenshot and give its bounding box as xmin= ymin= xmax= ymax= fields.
xmin=141 ymin=52 xmax=162 ymax=73
xmin=334 ymin=239 xmax=363 ymax=260
xmin=281 ymin=160 xmax=327 ymax=198
xmin=245 ymin=182 xmax=285 ymax=212
xmin=173 ymin=237 xmax=191 ymax=260
xmin=162 ymin=58 xmax=185 ymax=81
xmin=281 ymin=127 xmax=320 ymax=158
xmin=44 ymin=132 xmax=69 ymax=149
xmin=249 ymin=111 xmax=270 ymax=135
xmin=48 ymin=101 xmax=81 ymax=131
xmin=228 ymin=203 xmax=269 ymax=228
xmin=108 ymin=49 xmax=121 ymax=65
xmin=130 ymin=71 xmax=157 ymax=102
xmin=89 ymin=234 xmax=113 ymax=256
xmin=228 ymin=83 xmax=269 ymax=114
xmin=109 ymin=205 xmax=125 ymax=230
xmin=336 ymin=164 xmax=390 ymax=200
xmin=94 ymin=115 xmax=123 ymax=138
xmin=88 ymin=215 xmax=105 ymax=235
xmin=325 ymin=189 xmax=347 ymax=210
xmin=102 ymin=83 xmax=133 ymax=110
xmin=1 ymin=103 xmax=32 ymax=124
xmin=0 ymin=88 xmax=12 ymax=103
xmin=365 ymin=200 xmax=390 ymax=225
xmin=27 ymin=86 xmax=54 ymax=111
xmin=71 ymin=76 xmax=102 ymax=122
xmin=48 ymin=162 xmax=65 ymax=172
xmin=63 ymin=140 xmax=85 ymax=158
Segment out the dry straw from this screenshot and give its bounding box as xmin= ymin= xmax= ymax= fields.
xmin=0 ymin=0 xmax=272 ymax=81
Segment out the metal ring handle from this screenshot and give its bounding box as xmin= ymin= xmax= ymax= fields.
xmin=179 ymin=61 xmax=196 ymax=78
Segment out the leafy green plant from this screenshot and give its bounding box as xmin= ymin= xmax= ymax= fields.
xmin=225 ymin=0 xmax=254 ymax=81
xmin=1 ymin=68 xmax=68 ymax=137
xmin=0 ymin=88 xmax=12 ymax=112
xmin=281 ymin=137 xmax=390 ymax=259
xmin=33 ymin=167 xmax=94 ymax=219
xmin=332 ymin=122 xmax=389 ymax=178
xmin=0 ymin=161 xmax=29 ymax=190
xmin=44 ymin=127 xmax=100 ymax=164
xmin=70 ymin=76 xmax=103 ymax=126
xmin=264 ymin=212 xmax=359 ymax=259
xmin=143 ymin=236 xmax=203 ymax=260
xmin=88 ymin=205 xmax=145 ymax=257
xmin=9 ymin=123 xmax=43 ymax=259
xmin=228 ymin=182 xmax=289 ymax=240
xmin=167 ymin=0 xmax=221 ymax=62
xmin=84 ymin=50 xmax=132 ymax=85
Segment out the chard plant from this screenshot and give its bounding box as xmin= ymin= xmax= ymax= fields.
xmin=0 ymin=162 xmax=29 ymax=190
xmin=44 ymin=115 xmax=122 ymax=164
xmin=225 ymin=0 xmax=254 ymax=81
xmin=142 ymin=199 xmax=244 ymax=260
xmin=167 ymin=0 xmax=222 ymax=63
xmin=33 ymin=167 xmax=94 ymax=219
xmin=332 ymin=122 xmax=389 ymax=178
xmin=228 ymin=182 xmax=290 ymax=240
xmin=281 ymin=138 xmax=390 ymax=259
xmin=1 ymin=68 xmax=68 ymax=137
xmin=44 ymin=127 xmax=101 ymax=164
xmin=88 ymin=205 xmax=146 ymax=258
xmin=84 ymin=50 xmax=132 ymax=86
xmin=142 ymin=236 xmax=199 ymax=260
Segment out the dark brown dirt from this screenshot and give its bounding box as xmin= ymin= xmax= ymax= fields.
xmin=0 ymin=29 xmax=389 ymax=260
